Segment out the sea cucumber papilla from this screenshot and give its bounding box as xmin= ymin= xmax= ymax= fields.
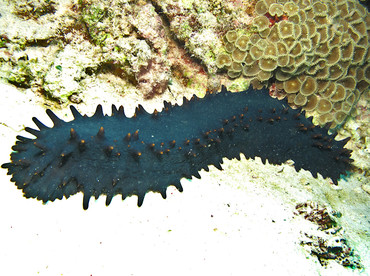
xmin=1 ymin=86 xmax=353 ymax=209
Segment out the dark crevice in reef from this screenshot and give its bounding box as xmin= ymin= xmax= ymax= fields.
xmin=8 ymin=78 xmax=32 ymax=89
xmin=38 ymin=86 xmax=63 ymax=104
xmin=98 ymin=61 xmax=138 ymax=85
xmin=25 ymin=38 xmax=58 ymax=48
xmin=360 ymin=0 xmax=370 ymax=11
xmin=83 ymin=66 xmax=95 ymax=77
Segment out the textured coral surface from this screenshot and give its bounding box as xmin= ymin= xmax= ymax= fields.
xmin=216 ymin=0 xmax=370 ymax=128
xmin=1 ymin=0 xmax=368 ymax=128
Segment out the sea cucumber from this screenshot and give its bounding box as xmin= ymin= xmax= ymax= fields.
xmin=1 ymin=86 xmax=353 ymax=209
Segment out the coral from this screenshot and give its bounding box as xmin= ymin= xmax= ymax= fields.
xmin=0 ymin=0 xmax=265 ymax=101
xmin=1 ymin=0 xmax=368 ymax=115
xmin=0 ymin=1 xmax=187 ymax=100
xmin=216 ymin=0 xmax=370 ymax=128
xmin=152 ymin=0 xmax=255 ymax=74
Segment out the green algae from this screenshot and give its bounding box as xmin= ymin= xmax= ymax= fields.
xmin=81 ymin=5 xmax=110 ymax=46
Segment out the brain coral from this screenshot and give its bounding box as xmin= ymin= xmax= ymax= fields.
xmin=216 ymin=0 xmax=370 ymax=128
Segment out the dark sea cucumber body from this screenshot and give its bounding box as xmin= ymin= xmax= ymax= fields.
xmin=2 ymin=86 xmax=352 ymax=209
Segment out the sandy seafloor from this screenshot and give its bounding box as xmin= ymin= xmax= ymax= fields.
xmin=0 ymin=80 xmax=369 ymax=276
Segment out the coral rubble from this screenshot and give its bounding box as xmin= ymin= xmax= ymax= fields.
xmin=295 ymin=201 xmax=363 ymax=269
